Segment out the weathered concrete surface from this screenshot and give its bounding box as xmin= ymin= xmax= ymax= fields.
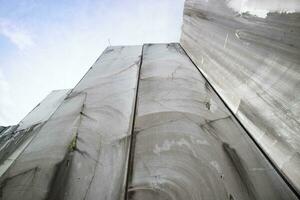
xmin=181 ymin=0 xmax=300 ymax=192
xmin=128 ymin=43 xmax=297 ymax=200
xmin=0 ymin=46 xmax=142 ymax=200
xmin=0 ymin=125 xmax=19 ymax=164
xmin=0 ymin=14 xmax=298 ymax=198
xmin=17 ymin=89 xmax=70 ymax=131
xmin=0 ymin=91 xmax=85 ymax=199
xmin=61 ymin=46 xmax=142 ymax=200
xmin=0 ymin=43 xmax=297 ymax=199
xmin=0 ymin=90 xmax=69 ymax=179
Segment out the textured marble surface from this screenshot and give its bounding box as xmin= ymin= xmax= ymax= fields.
xmin=181 ymin=0 xmax=300 ymax=193
xmin=127 ymin=43 xmax=297 ymax=200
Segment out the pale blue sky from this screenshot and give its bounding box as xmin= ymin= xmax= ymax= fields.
xmin=0 ymin=0 xmax=185 ymax=125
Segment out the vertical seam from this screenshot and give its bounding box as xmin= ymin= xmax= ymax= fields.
xmin=124 ymin=44 xmax=144 ymax=200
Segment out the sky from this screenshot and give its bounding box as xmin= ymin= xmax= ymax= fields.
xmin=0 ymin=0 xmax=185 ymax=126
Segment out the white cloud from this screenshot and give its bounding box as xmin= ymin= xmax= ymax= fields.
xmin=0 ymin=18 xmax=34 ymax=50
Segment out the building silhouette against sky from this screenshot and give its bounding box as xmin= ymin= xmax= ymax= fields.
xmin=0 ymin=0 xmax=299 ymax=199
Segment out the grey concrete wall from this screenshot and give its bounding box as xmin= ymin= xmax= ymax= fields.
xmin=0 ymin=90 xmax=69 ymax=180
xmin=127 ymin=43 xmax=297 ymax=200
xmin=0 ymin=91 xmax=85 ymax=199
xmin=0 ymin=43 xmax=298 ymax=199
xmin=181 ymin=0 xmax=300 ymax=193
xmin=62 ymin=46 xmax=142 ymax=200
xmin=0 ymin=46 xmax=142 ymax=200
xmin=17 ymin=89 xmax=70 ymax=131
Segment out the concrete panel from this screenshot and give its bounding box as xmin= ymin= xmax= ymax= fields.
xmin=0 ymin=90 xmax=70 ymax=179
xmin=180 ymin=0 xmax=300 ymax=192
xmin=128 ymin=43 xmax=297 ymax=200
xmin=0 ymin=92 xmax=86 ymax=199
xmin=17 ymin=90 xmax=70 ymax=131
xmin=62 ymin=46 xmax=142 ymax=200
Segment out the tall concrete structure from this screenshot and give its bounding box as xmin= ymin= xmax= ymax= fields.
xmin=0 ymin=1 xmax=299 ymax=200
xmin=181 ymin=0 xmax=300 ymax=195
